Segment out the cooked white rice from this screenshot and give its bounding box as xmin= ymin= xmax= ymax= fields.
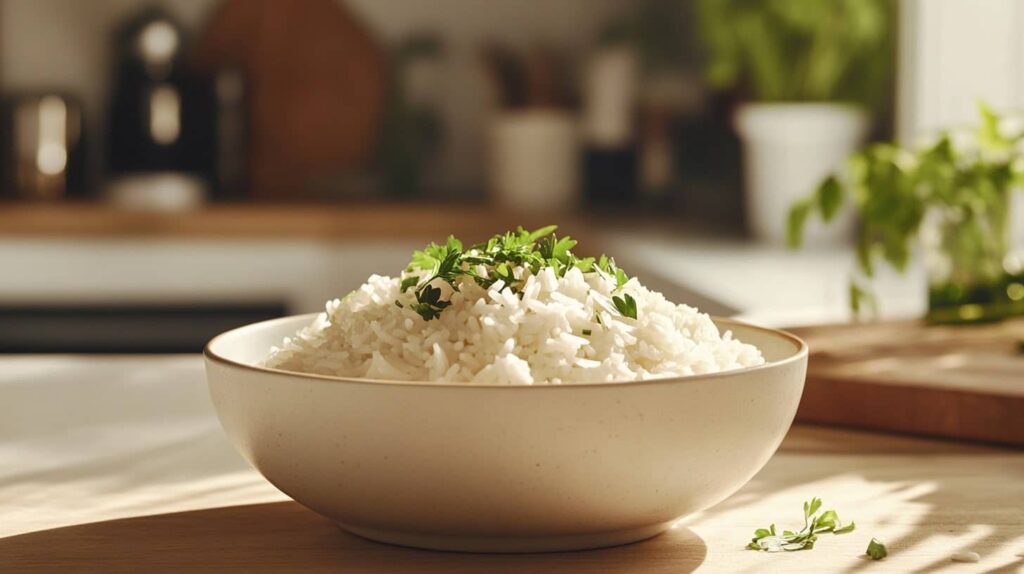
xmin=263 ymin=265 xmax=764 ymax=385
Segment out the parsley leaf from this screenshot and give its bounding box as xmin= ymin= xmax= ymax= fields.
xmin=612 ymin=293 xmax=638 ymax=319
xmin=747 ymin=498 xmax=855 ymax=553
xmin=866 ymin=538 xmax=888 ymax=560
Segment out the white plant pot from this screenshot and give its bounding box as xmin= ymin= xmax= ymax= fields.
xmin=490 ymin=110 xmax=579 ymax=213
xmin=735 ymin=103 xmax=870 ymax=245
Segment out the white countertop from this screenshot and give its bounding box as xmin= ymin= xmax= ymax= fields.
xmin=0 ymin=355 xmax=285 ymax=538
xmin=609 ymin=231 xmax=928 ymax=327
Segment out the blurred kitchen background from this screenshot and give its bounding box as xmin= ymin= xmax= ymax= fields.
xmin=1 ymin=0 xmax=1022 ymax=353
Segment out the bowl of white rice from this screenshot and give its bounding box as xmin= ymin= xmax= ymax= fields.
xmin=204 ymin=227 xmax=807 ymax=552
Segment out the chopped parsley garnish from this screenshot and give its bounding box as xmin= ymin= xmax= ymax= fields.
xmin=866 ymin=538 xmax=888 ymax=560
xmin=582 ymin=329 xmax=593 ymax=336
xmin=612 ymin=293 xmax=637 ymax=319
xmin=747 ymin=498 xmax=855 ymax=553
xmin=399 ymin=225 xmax=630 ymax=321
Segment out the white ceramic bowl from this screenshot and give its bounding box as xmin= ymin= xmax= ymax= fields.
xmin=205 ymin=314 xmax=807 ymax=553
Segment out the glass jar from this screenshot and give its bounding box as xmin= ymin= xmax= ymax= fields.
xmin=922 ymin=198 xmax=1024 ymax=323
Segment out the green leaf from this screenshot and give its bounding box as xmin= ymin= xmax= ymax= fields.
xmin=833 ymin=521 xmax=856 ymax=535
xmin=553 ymin=237 xmax=578 ymax=262
xmin=788 ymin=175 xmax=844 ymax=250
xmin=612 ymin=296 xmax=627 ymax=316
xmin=849 ymin=281 xmax=877 ymax=318
xmin=787 ymin=200 xmax=812 ymax=249
xmin=612 ymin=294 xmax=638 ymax=319
xmin=855 ymin=230 xmax=875 ymax=278
xmin=866 ymin=538 xmax=888 ymax=560
xmin=816 ymin=175 xmax=844 ymax=221
xmin=807 ymin=498 xmax=823 ymax=518
xmin=814 ymin=509 xmax=839 ymax=531
xmin=526 ymin=225 xmax=558 ymax=242
xmin=615 ymin=268 xmax=629 ymax=288
xmin=978 ymin=100 xmax=1003 ymax=149
xmin=400 ymin=276 xmax=420 ymax=291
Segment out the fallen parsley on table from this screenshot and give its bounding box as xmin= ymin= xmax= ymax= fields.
xmin=747 ymin=497 xmax=855 ymax=552
xmin=866 ymin=538 xmax=888 ymax=560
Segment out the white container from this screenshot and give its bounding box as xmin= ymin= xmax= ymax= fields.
xmin=582 ymin=47 xmax=637 ymax=148
xmin=490 ymin=110 xmax=579 ymax=213
xmin=205 ymin=313 xmax=807 ymax=553
xmin=735 ymin=103 xmax=870 ymax=245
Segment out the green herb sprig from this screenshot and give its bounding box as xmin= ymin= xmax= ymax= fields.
xmin=747 ymin=498 xmax=856 ymax=552
xmin=788 ymin=103 xmax=1024 ymax=317
xmin=400 ymin=226 xmax=631 ymax=321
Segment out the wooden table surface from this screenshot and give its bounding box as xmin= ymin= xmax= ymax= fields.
xmin=792 ymin=318 xmax=1024 ymax=446
xmin=0 ymin=201 xmax=626 ymax=243
xmin=2 ymin=355 xmax=1023 ymax=573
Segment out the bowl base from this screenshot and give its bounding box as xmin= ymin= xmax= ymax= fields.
xmin=337 ymin=520 xmax=674 ymax=553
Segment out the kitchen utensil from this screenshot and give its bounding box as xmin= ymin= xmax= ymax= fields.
xmin=480 ymin=45 xmax=526 ymax=109
xmin=522 ymin=46 xmax=568 ymax=109
xmin=581 ymin=47 xmax=639 ymax=205
xmin=212 ymin=68 xmax=248 ymax=200
xmin=107 ymin=7 xmax=215 ymax=187
xmin=1 ymin=94 xmax=84 ymax=200
xmin=193 ymin=0 xmax=385 ymax=198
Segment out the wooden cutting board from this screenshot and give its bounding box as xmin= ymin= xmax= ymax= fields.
xmin=193 ymin=0 xmax=386 ymax=198
xmin=789 ymin=318 xmax=1024 ymax=446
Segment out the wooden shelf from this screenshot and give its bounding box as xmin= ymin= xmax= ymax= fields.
xmin=0 ymin=202 xmax=608 ymax=242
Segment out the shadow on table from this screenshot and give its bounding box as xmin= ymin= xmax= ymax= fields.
xmin=0 ymin=501 xmax=707 ymax=574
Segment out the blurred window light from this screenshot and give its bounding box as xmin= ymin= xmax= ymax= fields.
xmin=36 ymin=96 xmax=67 ymax=176
xmin=149 ymin=84 xmax=181 ymax=145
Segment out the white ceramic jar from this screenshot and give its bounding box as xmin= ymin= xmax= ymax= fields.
xmin=735 ymin=103 xmax=870 ymax=245
xmin=489 ymin=110 xmax=579 ymax=213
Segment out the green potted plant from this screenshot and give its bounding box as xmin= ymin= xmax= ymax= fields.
xmin=788 ymin=104 xmax=1024 ymax=324
xmin=695 ymin=0 xmax=892 ymax=244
